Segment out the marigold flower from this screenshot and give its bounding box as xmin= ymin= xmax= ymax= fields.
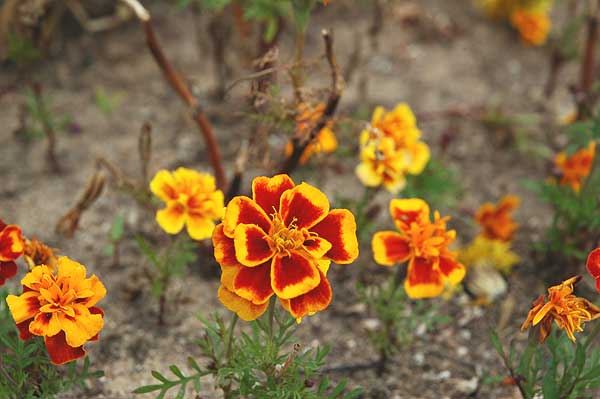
xmin=585 ymin=247 xmax=600 ymax=293
xmin=0 ymin=220 xmax=24 ymax=286
xmin=150 ymin=167 xmax=224 ymax=240
xmin=285 ymin=103 xmax=338 ymax=165
xmin=521 ymin=276 xmax=600 ymax=343
xmin=6 ymin=257 xmax=106 ymax=365
xmin=371 ymin=199 xmax=465 ymax=298
xmin=475 ymin=195 xmax=520 ymax=242
xmin=24 ymin=237 xmax=58 ymax=272
xmin=355 ymin=137 xmax=410 ymax=193
xmin=554 ymin=142 xmax=595 ymax=193
xmin=510 ymin=8 xmax=551 ymax=46
xmin=212 ymin=174 xmax=359 ymax=321
xmin=459 ymin=236 xmax=520 ymax=275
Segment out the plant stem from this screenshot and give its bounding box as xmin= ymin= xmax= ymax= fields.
xmin=225 ymin=314 xmax=239 ymax=362
xmin=583 ymin=318 xmax=600 ymax=351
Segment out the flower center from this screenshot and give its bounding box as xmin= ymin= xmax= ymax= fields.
xmin=266 ymin=213 xmax=306 ymax=256
xmin=38 ymin=282 xmax=77 ymax=317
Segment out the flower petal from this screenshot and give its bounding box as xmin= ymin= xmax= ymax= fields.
xmin=6 ymin=291 xmax=40 ymax=324
xmin=587 ymin=248 xmax=600 ymax=279
xmin=149 ymin=170 xmax=178 ymax=202
xmin=0 ymin=261 xmax=17 ymax=285
xmin=372 ymin=231 xmax=411 ymax=266
xmin=233 ymin=224 xmax=274 ymax=267
xmin=404 ymin=257 xmax=444 ymax=299
xmin=271 ymin=253 xmax=320 ymax=299
xmin=60 ymin=305 xmax=104 ymax=348
xmin=0 ymin=224 xmax=24 ymax=262
xmin=302 ymin=236 xmax=332 ymax=259
xmin=220 ymin=263 xmax=243 ymax=290
xmin=213 ymin=224 xmax=240 ymax=267
xmin=233 ymin=262 xmax=274 ymax=304
xmin=30 ymin=312 xmax=61 ymax=337
xmin=156 ymin=202 xmax=186 ymax=235
xmin=223 ymin=196 xmax=271 ymax=238
xmin=311 ymin=210 xmax=359 ymax=264
xmin=218 ymin=285 xmax=269 ymax=321
xmin=252 ymin=175 xmax=295 ymax=215
xmin=81 ymin=275 xmax=107 ymax=308
xmin=57 ymin=257 xmax=87 ymax=286
xmin=438 ymin=256 xmax=466 ymax=285
xmin=44 ymin=331 xmax=86 ymax=365
xmin=280 ymin=184 xmax=330 ymax=231
xmin=390 ymin=198 xmax=430 ymax=231
xmin=288 ymin=270 xmax=332 ymax=320
xmin=355 ymin=161 xmax=383 ymax=187
xmin=186 ymin=213 xmax=216 ymax=241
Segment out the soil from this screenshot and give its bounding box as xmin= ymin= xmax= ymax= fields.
xmin=0 ymin=0 xmax=590 ymax=398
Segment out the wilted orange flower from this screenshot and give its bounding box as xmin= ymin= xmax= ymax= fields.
xmin=521 ymin=276 xmax=600 ymax=343
xmin=6 ymin=257 xmax=106 ymax=365
xmin=510 ymin=8 xmax=550 ymax=45
xmin=150 ymin=167 xmax=224 ymax=240
xmin=285 ymin=103 xmax=338 ymax=165
xmin=586 ymin=247 xmax=600 ymax=293
xmin=212 ymin=174 xmax=359 ymax=321
xmin=24 ymin=237 xmax=58 ymax=271
xmin=475 ymin=195 xmax=520 ymax=242
xmin=554 ymin=141 xmax=595 ymax=192
xmin=0 ymin=219 xmax=24 ymax=286
xmin=372 ymin=199 xmax=465 ymax=298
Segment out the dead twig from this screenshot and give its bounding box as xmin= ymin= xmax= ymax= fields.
xmin=576 ymin=0 xmax=600 ymax=120
xmin=120 ymin=0 xmax=227 ymax=190
xmin=280 ymin=29 xmax=344 ymax=175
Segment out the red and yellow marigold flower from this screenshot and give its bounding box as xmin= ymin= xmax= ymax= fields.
xmin=285 ymin=103 xmax=338 ymax=165
xmin=510 ymin=7 xmax=550 ymax=45
xmin=0 ymin=219 xmax=24 ymax=286
xmin=371 ymin=199 xmax=465 ymax=299
xmin=586 ymin=247 xmax=600 ymax=293
xmin=554 ymin=142 xmax=596 ymax=193
xmin=24 ymin=237 xmax=58 ymax=272
xmin=150 ymin=167 xmax=224 ymax=240
xmin=212 ymin=174 xmax=359 ymax=321
xmin=475 ymin=195 xmax=520 ymax=242
xmin=521 ymin=276 xmax=600 ymax=343
xmin=6 ymin=257 xmax=106 ymax=365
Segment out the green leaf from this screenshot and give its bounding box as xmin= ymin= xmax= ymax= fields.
xmin=132 ymin=384 xmax=165 ymax=394
xmin=542 ymin=367 xmax=559 ymax=399
xmin=110 ymin=213 xmax=125 ymax=241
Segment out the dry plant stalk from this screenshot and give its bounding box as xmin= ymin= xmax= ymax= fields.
xmin=280 ymin=29 xmax=344 ymax=175
xmin=32 ymin=82 xmax=61 ymax=173
xmin=138 ymin=122 xmax=152 ymax=187
xmin=55 ymin=171 xmax=106 ymax=238
xmin=577 ymin=0 xmax=600 ymax=119
xmin=119 ymin=0 xmax=227 ymax=190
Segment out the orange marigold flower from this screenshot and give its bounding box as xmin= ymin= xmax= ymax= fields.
xmin=510 ymin=8 xmax=551 ymax=46
xmin=521 ymin=276 xmax=600 ymax=343
xmin=475 ymin=195 xmax=520 ymax=242
xmin=554 ymin=142 xmax=595 ymax=193
xmin=24 ymin=237 xmax=58 ymax=272
xmin=212 ymin=174 xmax=359 ymax=321
xmin=355 ymin=136 xmax=410 ymax=193
xmin=0 ymin=219 xmax=25 ymax=286
xmin=285 ymin=103 xmax=338 ymax=165
xmin=371 ymin=199 xmax=466 ymax=299
xmin=6 ymin=257 xmax=106 ymax=365
xmin=150 ymin=167 xmax=224 ymax=240
xmin=586 ymin=247 xmax=600 ymax=293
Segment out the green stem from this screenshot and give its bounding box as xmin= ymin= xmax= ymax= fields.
xmin=225 ymin=314 xmax=239 ymax=363
xmin=267 ymin=297 xmax=277 ymax=360
xmin=583 ymin=319 xmax=600 ymax=351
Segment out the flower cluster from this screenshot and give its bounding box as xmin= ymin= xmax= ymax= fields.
xmin=0 ymin=219 xmax=24 ymax=286
xmin=285 ymin=102 xmax=338 ymax=165
xmin=356 ymin=103 xmax=430 ymax=194
xmin=371 ymin=198 xmax=465 ymax=298
xmin=554 ymin=141 xmax=596 ymax=193
xmin=6 ymin=257 xmax=106 ymax=365
xmin=521 ymin=275 xmax=600 ymax=343
xmin=150 ymin=167 xmax=224 ymax=240
xmin=212 ymin=174 xmax=359 ymax=321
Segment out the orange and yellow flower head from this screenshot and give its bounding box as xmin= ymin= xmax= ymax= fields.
xmin=6 ymin=257 xmax=106 ymax=365
xmin=475 ymin=195 xmax=520 ymax=242
xmin=212 ymin=174 xmax=359 ymax=321
xmin=586 ymin=247 xmax=600 ymax=293
xmin=356 ymin=103 xmax=430 ymax=193
xmin=24 ymin=237 xmax=58 ymax=272
xmin=371 ymin=199 xmax=466 ymax=299
xmin=521 ymin=276 xmax=600 ymax=343
xmin=554 ymin=142 xmax=596 ymax=193
xmin=510 ymin=7 xmax=551 ymax=46
xmin=150 ymin=167 xmax=224 ymax=241
xmin=0 ymin=219 xmax=25 ymax=286
xmin=285 ymin=103 xmax=338 ymax=165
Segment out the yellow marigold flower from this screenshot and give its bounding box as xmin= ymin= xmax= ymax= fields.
xmin=24 ymin=237 xmax=58 ymax=272
xmin=554 ymin=141 xmax=595 ymax=193
xmin=0 ymin=219 xmax=24 ymax=286
xmin=459 ymin=236 xmax=520 ymax=275
xmin=6 ymin=257 xmax=106 ymax=365
xmin=521 ymin=276 xmax=600 ymax=343
xmin=212 ymin=174 xmax=359 ymax=322
xmin=475 ymin=195 xmax=520 ymax=242
xmin=285 ymin=103 xmax=338 ymax=165
xmin=150 ymin=167 xmax=224 ymax=240
xmin=510 ymin=7 xmax=551 ymax=45
xmin=366 ymin=103 xmax=423 ymax=151
xmin=372 ymin=198 xmax=466 ymax=299
xmin=355 ymin=137 xmax=410 ymax=193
